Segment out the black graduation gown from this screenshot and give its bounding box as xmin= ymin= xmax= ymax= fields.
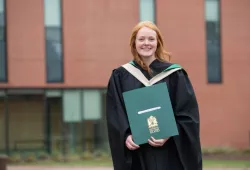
xmin=106 ymin=59 xmax=203 ymax=170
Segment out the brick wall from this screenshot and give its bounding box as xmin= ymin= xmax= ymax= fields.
xmin=157 ymin=0 xmax=250 ymax=148
xmin=0 ymin=0 xmax=249 ymax=148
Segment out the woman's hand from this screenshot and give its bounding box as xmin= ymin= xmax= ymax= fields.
xmin=148 ymin=136 xmax=168 ymax=147
xmin=125 ymin=135 xmax=140 ymax=150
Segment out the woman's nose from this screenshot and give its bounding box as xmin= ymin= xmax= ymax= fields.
xmin=144 ymin=39 xmax=149 ymax=45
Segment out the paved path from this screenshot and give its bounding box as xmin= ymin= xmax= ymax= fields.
xmin=7 ymin=166 xmax=250 ymax=170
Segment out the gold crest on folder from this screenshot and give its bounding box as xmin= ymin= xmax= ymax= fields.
xmin=147 ymin=116 xmax=160 ymax=134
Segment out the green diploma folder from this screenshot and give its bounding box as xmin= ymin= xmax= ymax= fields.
xmin=122 ymin=82 xmax=179 ymax=145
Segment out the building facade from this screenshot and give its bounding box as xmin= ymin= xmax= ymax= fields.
xmin=0 ymin=0 xmax=250 ymax=155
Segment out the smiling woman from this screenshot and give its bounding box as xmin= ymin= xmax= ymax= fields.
xmin=135 ymin=27 xmax=157 ymax=61
xmin=106 ymin=21 xmax=202 ymax=170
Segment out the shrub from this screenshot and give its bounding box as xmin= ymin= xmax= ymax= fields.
xmin=8 ymin=153 xmax=22 ymax=164
xmin=80 ymin=150 xmax=93 ymax=160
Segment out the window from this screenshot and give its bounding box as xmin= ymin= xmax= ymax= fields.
xmin=62 ymin=90 xmax=81 ymax=123
xmin=0 ymin=0 xmax=6 ymax=82
xmin=82 ymin=90 xmax=101 ymax=120
xmin=139 ymin=0 xmax=155 ymax=23
xmin=44 ymin=0 xmax=63 ymax=82
xmin=61 ymin=89 xmax=107 ymax=152
xmin=205 ymin=0 xmax=222 ymax=83
xmin=0 ymin=90 xmax=6 ymax=153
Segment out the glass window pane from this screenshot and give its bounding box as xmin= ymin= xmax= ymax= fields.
xmin=0 ymin=41 xmax=6 ymax=81
xmin=205 ymin=0 xmax=221 ymax=83
xmin=62 ymin=90 xmax=82 ymax=153
xmin=44 ymin=0 xmax=63 ymax=83
xmin=140 ymin=0 xmax=155 ymax=23
xmin=0 ymin=27 xmax=3 ymax=40
xmin=205 ymin=0 xmax=219 ymax=22
xmin=0 ymin=0 xmax=6 ymax=82
xmin=62 ymin=90 xmax=81 ymax=122
xmin=46 ymin=27 xmax=61 ymax=41
xmin=45 ymin=97 xmax=63 ymax=154
xmin=0 ymin=90 xmax=5 ymax=97
xmin=8 ymin=94 xmax=45 ymax=152
xmin=0 ymin=96 xmax=5 ymax=154
xmin=82 ymin=90 xmax=101 ymax=120
xmin=0 ymin=0 xmax=4 ymax=26
xmin=82 ymin=90 xmax=108 ymax=152
xmin=44 ymin=0 xmax=61 ymax=27
xmin=45 ymin=32 xmax=63 ymax=82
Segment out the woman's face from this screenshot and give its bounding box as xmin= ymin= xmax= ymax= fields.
xmin=135 ymin=27 xmax=157 ymax=59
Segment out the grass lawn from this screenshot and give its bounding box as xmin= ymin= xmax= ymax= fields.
xmin=10 ymin=159 xmax=250 ymax=168
xmin=204 ymin=160 xmax=250 ymax=168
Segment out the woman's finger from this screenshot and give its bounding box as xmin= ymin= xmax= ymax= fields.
xmin=150 ymin=136 xmax=164 ymax=145
xmin=148 ymin=138 xmax=161 ymax=147
xmin=126 ymin=135 xmax=140 ymax=150
xmin=127 ymin=136 xmax=140 ymax=148
xmin=126 ymin=142 xmax=135 ymax=150
xmin=129 ymin=140 xmax=140 ymax=148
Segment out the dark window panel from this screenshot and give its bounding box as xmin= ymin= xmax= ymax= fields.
xmin=0 ymin=27 xmax=4 ymax=40
xmin=45 ymin=27 xmax=63 ymax=82
xmin=205 ymin=0 xmax=222 ymax=83
xmin=46 ymin=27 xmax=61 ymax=41
xmin=0 ymin=7 xmax=4 ymax=26
xmin=46 ymin=40 xmax=63 ymax=82
xmin=0 ymin=40 xmax=6 ymax=81
xmin=44 ymin=0 xmax=63 ymax=83
xmin=0 ymin=0 xmax=7 ymax=82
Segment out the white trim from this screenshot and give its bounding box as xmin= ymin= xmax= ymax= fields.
xmin=138 ymin=106 xmax=161 ymax=114
xmin=122 ymin=63 xmax=181 ymax=86
xmin=150 ymin=68 xmax=181 ymax=85
xmin=122 ymin=63 xmax=149 ymax=86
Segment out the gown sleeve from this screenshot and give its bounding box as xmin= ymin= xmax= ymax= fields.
xmin=105 ymin=69 xmax=132 ymax=170
xmin=170 ymin=70 xmax=203 ymax=170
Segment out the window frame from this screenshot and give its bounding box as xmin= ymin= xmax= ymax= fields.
xmin=205 ymin=0 xmax=222 ymax=83
xmin=44 ymin=0 xmax=64 ymax=83
xmin=0 ymin=0 xmax=7 ymax=82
